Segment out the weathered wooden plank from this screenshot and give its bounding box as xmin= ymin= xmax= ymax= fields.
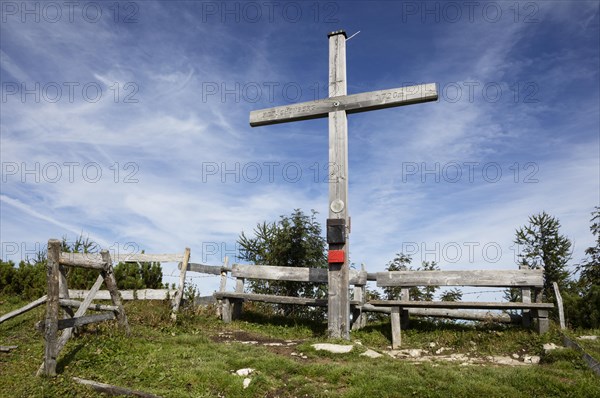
xmin=216 ymin=257 xmax=229 ymax=318
xmin=367 ymin=300 xmax=553 ymax=310
xmin=172 ymin=248 xmax=191 ymax=316
xmin=221 ymin=298 xmax=232 ymax=323
xmin=113 ymin=253 xmax=184 ymax=263
xmin=49 ymin=273 xmax=106 ymax=365
xmin=41 ymin=239 xmax=61 ymax=377
xmin=232 ymin=277 xmax=245 ymax=319
xmin=390 ymin=306 xmax=401 ymax=349
xmin=533 ymin=309 xmax=550 ymax=334
xmin=553 ymin=282 xmax=566 ymax=329
xmin=327 ymin=30 xmax=350 ymax=341
xmin=100 ymin=250 xmax=129 ymax=333
xmin=359 ymin=304 xmax=521 ymax=323
xmin=55 ymin=312 xmax=115 ymax=330
xmin=59 ymin=252 xmax=106 ymax=270
xmin=376 ymin=270 xmax=545 ymax=288
xmin=231 ymin=264 xmax=367 ymax=285
xmin=68 ymin=289 xmax=177 ymax=300
xmin=232 ymin=264 xmax=327 ymax=282
xmin=250 ymin=83 xmax=438 ymax=127
xmin=183 ymin=262 xmax=230 ymax=275
xmin=0 ymin=345 xmax=18 ymax=353
xmin=73 ymin=377 xmax=163 ymax=398
xmin=58 ymin=264 xmax=74 ymax=319
xmin=562 ymin=334 xmax=600 ymax=376
xmin=59 ymin=299 xmax=118 ymax=312
xmin=60 ymin=252 xmax=183 ymax=267
xmin=0 ymin=295 xmax=47 ymax=324
xmin=214 ymin=292 xmax=329 ymax=306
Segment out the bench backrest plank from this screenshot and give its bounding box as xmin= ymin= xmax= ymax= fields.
xmin=232 ymin=264 xmax=367 ymax=285
xmin=376 ymin=270 xmax=544 ymax=288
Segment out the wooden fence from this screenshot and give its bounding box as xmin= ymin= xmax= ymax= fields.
xmin=37 ymin=239 xmax=188 ymax=377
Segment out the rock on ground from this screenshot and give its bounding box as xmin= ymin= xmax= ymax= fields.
xmin=360 ymin=349 xmax=383 ymax=359
xmin=311 ymin=343 xmax=353 ymax=354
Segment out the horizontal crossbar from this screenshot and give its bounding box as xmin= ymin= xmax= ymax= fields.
xmin=215 ymin=292 xmax=362 ymax=307
xmin=59 ymin=299 xmax=119 ymax=312
xmin=56 ymin=312 xmax=116 ymax=330
xmin=250 ymin=83 xmax=438 ymax=127
xmin=183 ymin=262 xmax=231 ymax=275
xmin=231 ymin=264 xmax=367 ymax=285
xmin=215 ymin=292 xmax=328 ymax=306
xmin=376 ymin=270 xmax=544 ymax=288
xmin=367 ymin=300 xmax=553 ymax=310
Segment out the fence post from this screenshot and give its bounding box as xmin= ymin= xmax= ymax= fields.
xmin=172 ymin=248 xmax=191 ymax=318
xmin=100 ymin=250 xmax=130 ymax=334
xmin=217 ymin=256 xmax=229 ymax=318
xmin=553 ymin=282 xmax=566 ymax=329
xmin=42 ymin=239 xmax=61 ymax=376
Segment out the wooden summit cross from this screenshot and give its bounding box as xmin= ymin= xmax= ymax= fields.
xmin=250 ymin=30 xmax=438 ymax=339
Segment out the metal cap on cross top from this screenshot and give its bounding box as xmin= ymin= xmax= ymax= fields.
xmin=327 ymin=30 xmax=347 ymax=38
xmin=248 ymin=31 xmax=438 ymax=340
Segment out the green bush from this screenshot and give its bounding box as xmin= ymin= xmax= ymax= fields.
xmin=113 ymin=261 xmax=163 ymax=290
xmin=0 ymin=235 xmax=164 ymax=299
xmin=0 ymin=260 xmax=46 ymax=300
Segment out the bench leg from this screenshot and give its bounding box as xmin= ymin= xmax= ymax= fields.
xmin=521 ymin=309 xmax=531 ymax=328
xmin=222 ymin=299 xmax=232 ymax=323
xmin=401 ymin=309 xmax=410 ymax=329
xmin=533 ymin=309 xmax=549 ymax=334
xmin=351 ymin=306 xmax=364 ymax=331
xmin=391 ymin=307 xmax=402 ymax=349
xmin=232 ymin=300 xmax=243 ymax=320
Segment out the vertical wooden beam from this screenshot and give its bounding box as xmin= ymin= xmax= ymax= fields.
xmin=534 ymin=309 xmax=550 ymax=334
xmin=217 ymin=256 xmax=229 ymax=318
xmin=520 ymin=264 xmax=531 ymax=328
xmin=58 ymin=264 xmax=74 ymax=318
xmin=219 ymin=256 xmax=229 ymax=292
xmin=222 ymin=298 xmax=232 ymax=323
xmin=553 ymin=282 xmax=566 ymax=329
xmin=400 ymin=288 xmax=410 ymax=329
xmin=41 ymin=239 xmax=61 ymax=377
xmin=327 ymin=30 xmax=350 ymax=340
xmin=232 ymin=277 xmax=245 ymax=320
xmin=350 ymin=283 xmax=364 ymax=331
xmin=55 ymin=275 xmax=104 ymax=352
xmin=100 ymin=250 xmax=130 ymax=334
xmin=390 ymin=306 xmax=401 ymax=349
xmin=172 ymin=248 xmax=191 ymax=317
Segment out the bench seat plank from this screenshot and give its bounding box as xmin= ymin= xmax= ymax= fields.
xmin=215 ymin=292 xmax=361 ymax=307
xmin=367 ymin=300 xmax=553 ymax=310
xmin=215 ymin=292 xmax=328 ymax=306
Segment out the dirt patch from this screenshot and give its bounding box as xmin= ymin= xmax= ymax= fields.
xmin=211 ymin=330 xmax=303 ymax=357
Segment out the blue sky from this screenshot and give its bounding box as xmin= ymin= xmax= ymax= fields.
xmin=1 ymin=1 xmax=599 ymax=296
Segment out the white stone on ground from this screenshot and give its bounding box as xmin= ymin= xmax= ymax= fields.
xmin=360 ymin=349 xmax=383 ymax=359
xmin=577 ymin=335 xmax=598 ymax=340
xmin=311 ymin=343 xmax=353 ymax=354
xmin=243 ymin=378 xmax=251 ymax=389
xmin=235 ymin=368 xmax=255 ymax=377
xmin=543 ymin=343 xmax=562 ymax=353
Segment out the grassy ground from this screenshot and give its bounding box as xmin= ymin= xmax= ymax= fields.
xmin=1 ymin=297 xmax=599 ymax=398
xmin=564 ymin=328 xmax=600 ymax=361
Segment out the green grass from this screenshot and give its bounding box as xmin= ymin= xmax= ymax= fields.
xmin=1 ymin=297 xmax=599 ymax=397
xmin=565 ymin=328 xmax=600 ymax=361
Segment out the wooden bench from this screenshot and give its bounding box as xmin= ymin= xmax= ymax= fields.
xmin=213 ymin=264 xmax=368 ymax=325
xmin=367 ymin=267 xmax=554 ymax=348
